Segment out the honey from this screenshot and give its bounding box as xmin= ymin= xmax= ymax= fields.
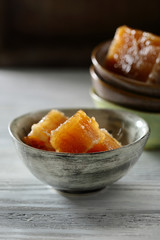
xmin=50 ymin=110 xmax=102 ymax=153
xmin=105 ymin=25 xmax=160 ymax=83
xmin=24 ymin=109 xmax=122 ymax=153
xmin=88 ymin=129 xmax=121 ymax=153
xmin=24 ymin=109 xmax=68 ymax=151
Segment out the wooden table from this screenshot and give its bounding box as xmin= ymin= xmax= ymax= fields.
xmin=1 ymin=69 xmax=160 ymax=239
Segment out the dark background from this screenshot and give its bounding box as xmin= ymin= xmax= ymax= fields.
xmin=0 ymin=0 xmax=160 ymax=67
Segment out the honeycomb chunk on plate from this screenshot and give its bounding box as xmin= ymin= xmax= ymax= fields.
xmin=24 ymin=109 xmax=68 ymax=151
xmin=50 ymin=110 xmax=103 ymax=153
xmin=87 ymin=129 xmax=121 ymax=153
xmin=105 ymin=25 xmax=160 ymax=83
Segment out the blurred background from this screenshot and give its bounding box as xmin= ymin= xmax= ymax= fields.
xmin=0 ymin=0 xmax=160 ymax=68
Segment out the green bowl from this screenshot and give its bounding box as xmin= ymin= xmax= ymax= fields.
xmin=90 ymin=88 xmax=160 ymax=150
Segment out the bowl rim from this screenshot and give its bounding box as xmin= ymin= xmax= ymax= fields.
xmin=8 ymin=108 xmax=150 ymax=156
xmin=90 ymin=87 xmax=160 ymax=116
xmin=90 ymin=65 xmax=160 ymax=112
xmin=91 ymin=41 xmax=160 ymax=96
xmin=90 ymin=65 xmax=160 ymax=101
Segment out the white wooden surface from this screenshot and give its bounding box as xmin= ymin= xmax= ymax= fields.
xmin=0 ymin=69 xmax=160 ymax=240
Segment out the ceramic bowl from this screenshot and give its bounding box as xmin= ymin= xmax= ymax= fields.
xmin=9 ymin=109 xmax=149 ymax=193
xmin=90 ymin=65 xmax=160 ymax=112
xmin=9 ymin=108 xmax=149 ymax=193
xmin=90 ymin=89 xmax=160 ymax=150
xmin=91 ymin=41 xmax=160 ymax=98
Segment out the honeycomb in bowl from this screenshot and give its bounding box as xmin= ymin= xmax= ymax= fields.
xmin=50 ymin=110 xmax=121 ymax=153
xmin=105 ymin=25 xmax=160 ymax=84
xmin=24 ymin=109 xmax=121 ymax=153
xmin=87 ymin=129 xmax=121 ymax=153
xmin=50 ymin=110 xmax=103 ymax=153
xmin=23 ymin=109 xmax=68 ymax=151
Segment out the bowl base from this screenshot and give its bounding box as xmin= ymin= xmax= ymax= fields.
xmin=54 ymin=186 xmax=106 ymax=195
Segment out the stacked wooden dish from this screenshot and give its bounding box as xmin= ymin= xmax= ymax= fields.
xmin=91 ymin=41 xmax=160 ymax=112
xmin=90 ymin=41 xmax=160 ymax=149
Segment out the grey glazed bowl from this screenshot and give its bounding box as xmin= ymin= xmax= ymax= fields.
xmin=9 ymin=108 xmax=150 ymax=193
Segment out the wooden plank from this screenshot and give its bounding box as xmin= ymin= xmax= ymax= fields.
xmin=0 ymin=183 xmax=160 ymax=239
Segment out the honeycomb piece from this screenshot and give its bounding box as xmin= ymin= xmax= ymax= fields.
xmin=50 ymin=110 xmax=102 ymax=153
xmin=24 ymin=136 xmax=52 ymax=151
xmin=105 ymin=25 xmax=160 ymax=83
xmin=147 ymin=52 xmax=160 ymax=83
xmin=87 ymin=129 xmax=121 ymax=153
xmin=24 ymin=109 xmax=68 ymax=150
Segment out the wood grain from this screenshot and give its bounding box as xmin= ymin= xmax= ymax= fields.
xmin=0 ymin=181 xmax=160 ymax=239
